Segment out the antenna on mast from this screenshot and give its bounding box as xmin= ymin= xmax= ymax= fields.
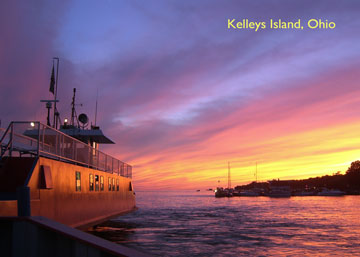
xmin=70 ymin=88 xmax=84 ymax=128
xmin=71 ymin=88 xmax=79 ymax=127
xmin=40 ymin=100 xmax=59 ymax=126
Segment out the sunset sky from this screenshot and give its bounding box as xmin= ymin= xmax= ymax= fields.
xmin=1 ymin=1 xmax=360 ymax=190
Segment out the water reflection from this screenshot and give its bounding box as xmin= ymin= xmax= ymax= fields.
xmin=88 ymin=191 xmax=360 ymax=256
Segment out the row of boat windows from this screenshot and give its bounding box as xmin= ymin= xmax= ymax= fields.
xmin=75 ymin=171 xmax=119 ymax=192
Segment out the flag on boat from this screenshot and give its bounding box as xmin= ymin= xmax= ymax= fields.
xmin=49 ymin=64 xmax=55 ymax=94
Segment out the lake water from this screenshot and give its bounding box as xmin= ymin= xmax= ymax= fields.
xmin=88 ymin=191 xmax=360 ymax=256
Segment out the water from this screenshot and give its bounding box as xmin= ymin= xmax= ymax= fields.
xmin=89 ymin=191 xmax=360 ymax=256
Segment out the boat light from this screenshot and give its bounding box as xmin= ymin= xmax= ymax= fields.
xmin=64 ymin=118 xmax=68 ymax=125
xmin=30 ymin=122 xmax=35 ymax=127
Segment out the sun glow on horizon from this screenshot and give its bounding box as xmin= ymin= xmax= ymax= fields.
xmin=129 ymin=120 xmax=360 ymax=190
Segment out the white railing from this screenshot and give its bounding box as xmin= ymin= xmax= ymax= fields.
xmin=0 ymin=122 xmax=132 ymax=178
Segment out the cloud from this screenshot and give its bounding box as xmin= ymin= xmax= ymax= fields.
xmin=0 ymin=1 xmax=71 ymax=124
xmin=1 ymin=0 xmax=360 ymax=189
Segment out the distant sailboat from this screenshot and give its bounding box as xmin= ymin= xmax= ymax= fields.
xmin=237 ymin=162 xmax=261 ymax=197
xmin=215 ymin=162 xmax=233 ymax=197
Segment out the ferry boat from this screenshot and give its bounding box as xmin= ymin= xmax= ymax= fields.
xmin=0 ymin=94 xmax=136 ymax=229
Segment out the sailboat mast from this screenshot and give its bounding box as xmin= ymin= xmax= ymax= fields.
xmin=228 ymin=162 xmax=231 ymax=189
xmin=256 ymin=162 xmax=258 ymax=183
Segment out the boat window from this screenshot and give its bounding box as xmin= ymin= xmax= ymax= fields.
xmin=95 ymin=175 xmax=99 ymax=191
xmin=108 ymin=177 xmax=112 ymax=191
xmin=112 ymin=178 xmax=115 ymax=191
xmin=89 ymin=174 xmax=94 ymax=191
xmin=116 ymin=179 xmax=119 ymax=191
xmin=41 ymin=165 xmax=53 ymax=189
xmin=75 ymin=171 xmax=81 ymax=191
xmin=100 ymin=176 xmax=104 ymax=191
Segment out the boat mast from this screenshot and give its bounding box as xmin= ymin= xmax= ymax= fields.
xmin=53 ymin=57 xmax=60 ymax=129
xmin=71 ymin=88 xmax=79 ymax=127
xmin=256 ymin=162 xmax=258 ymax=183
xmin=228 ymin=161 xmax=231 ymax=189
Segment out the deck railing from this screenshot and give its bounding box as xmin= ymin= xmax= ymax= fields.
xmin=0 ymin=121 xmax=132 ymax=178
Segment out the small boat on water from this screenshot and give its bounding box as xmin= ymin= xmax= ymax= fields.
xmin=215 ymin=187 xmax=232 ymax=197
xmin=318 ymin=188 xmax=345 ymax=196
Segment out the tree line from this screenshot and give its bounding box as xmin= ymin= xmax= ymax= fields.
xmin=235 ymin=160 xmax=360 ymax=194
